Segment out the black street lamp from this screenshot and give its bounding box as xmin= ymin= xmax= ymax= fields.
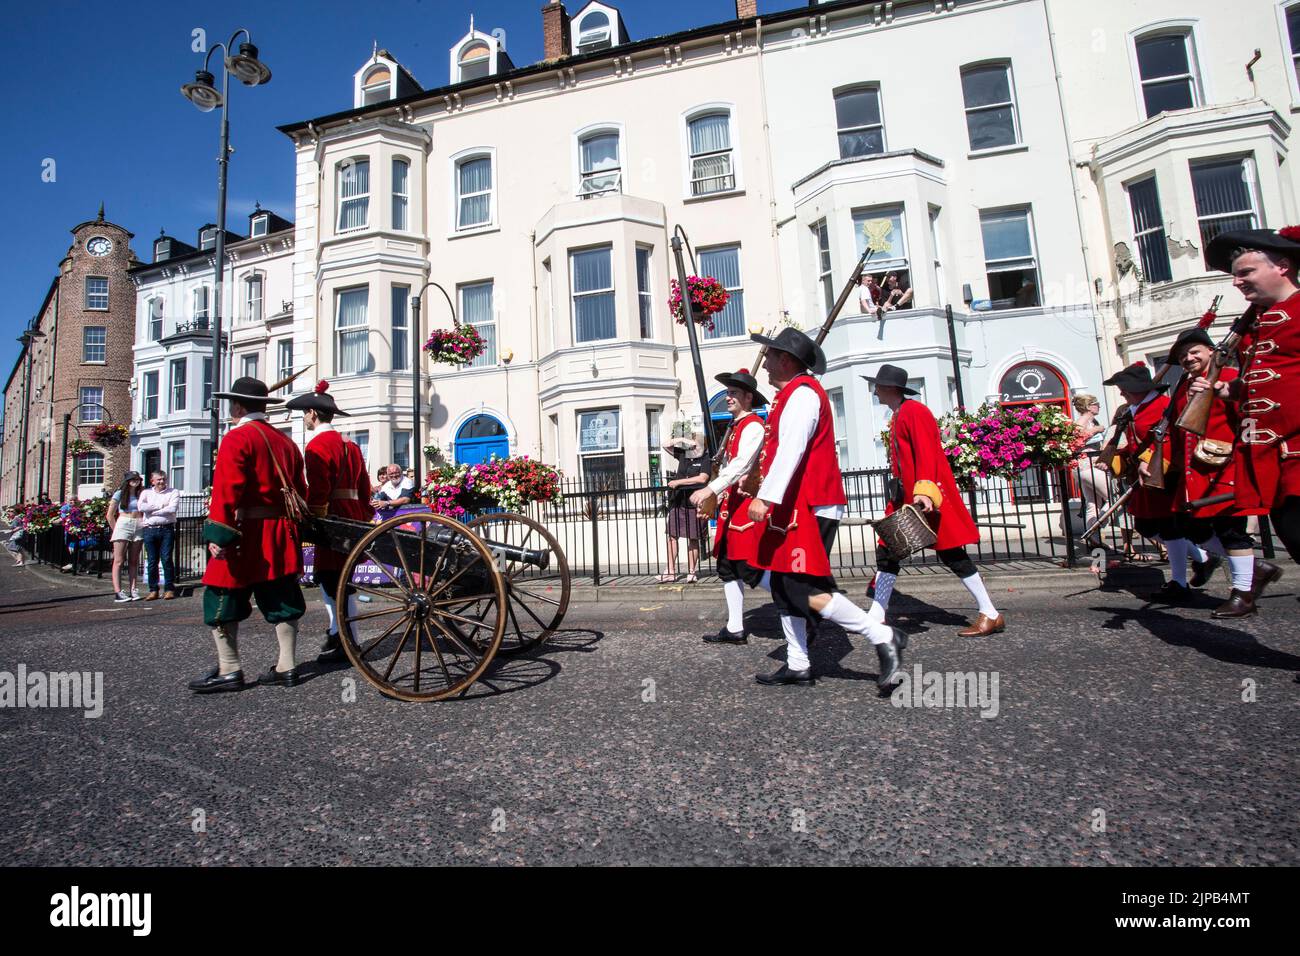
xmin=408 ymin=282 xmax=458 ymax=492
xmin=181 ymin=30 xmax=272 ymax=484
xmin=17 ymin=327 xmax=46 ymax=503
xmin=669 ymin=227 xmax=719 ymax=461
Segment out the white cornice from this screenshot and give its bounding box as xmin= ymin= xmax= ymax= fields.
xmin=1092 ymin=99 xmax=1291 ymax=169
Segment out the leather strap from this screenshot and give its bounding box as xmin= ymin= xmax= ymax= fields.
xmin=331 ymin=489 xmax=359 ymax=500
xmin=236 ymin=506 xmax=283 ymax=521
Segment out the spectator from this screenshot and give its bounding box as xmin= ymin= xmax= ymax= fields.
xmin=858 ymin=274 xmax=884 ymax=319
xmin=882 ymin=273 xmax=913 ymax=311
xmin=660 ymin=431 xmax=710 ymax=583
xmin=1071 ymin=392 xmax=1110 ymax=548
xmin=107 ymin=471 xmax=145 ymax=602
xmin=371 ymin=463 xmax=416 ymax=518
xmin=139 ymin=469 xmax=180 ymax=600
xmin=4 ymin=518 xmax=24 ymax=567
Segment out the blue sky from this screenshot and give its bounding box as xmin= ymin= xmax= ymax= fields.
xmin=0 ymin=0 xmax=787 ymax=386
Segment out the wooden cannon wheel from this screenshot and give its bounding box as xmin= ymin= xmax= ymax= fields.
xmin=335 ymin=512 xmax=506 ymax=702
xmin=464 ymin=512 xmax=572 ymax=656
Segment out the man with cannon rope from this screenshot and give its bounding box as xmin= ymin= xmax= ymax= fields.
xmin=868 ymin=365 xmax=1003 ymax=637
xmin=286 ymin=380 xmax=373 ymax=661
xmin=1188 ymin=227 xmax=1300 ymax=575
xmin=744 ymin=328 xmax=906 ymax=689
xmin=1165 ymin=329 xmax=1282 ymax=616
xmin=689 ymin=369 xmax=772 ymax=644
xmin=188 ymin=377 xmax=309 ymax=694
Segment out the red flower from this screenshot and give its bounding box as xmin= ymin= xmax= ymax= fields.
xmin=315 ymin=379 xmax=330 ymax=394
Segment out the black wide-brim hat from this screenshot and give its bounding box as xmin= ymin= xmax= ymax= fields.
xmin=1170 ymin=327 xmax=1214 ymax=362
xmin=750 ymin=327 xmax=827 ymax=375
xmin=212 ymin=376 xmax=283 ymax=406
xmin=1103 ymin=362 xmax=1169 ymax=394
xmin=714 ymin=369 xmax=768 ymax=407
xmin=1205 ymin=227 xmax=1300 ymax=273
xmin=862 ymin=363 xmax=919 ymax=395
xmin=285 ymin=385 xmax=351 ymax=417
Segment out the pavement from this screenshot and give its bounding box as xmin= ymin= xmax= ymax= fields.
xmin=1 ymin=556 xmax=1297 ymax=866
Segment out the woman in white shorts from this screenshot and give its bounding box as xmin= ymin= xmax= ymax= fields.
xmin=108 ymin=471 xmax=145 ymax=602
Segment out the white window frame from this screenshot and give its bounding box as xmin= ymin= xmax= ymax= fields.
xmin=392 ymin=430 xmax=412 ymax=470
xmin=392 ymin=157 xmax=410 ymax=231
xmin=276 ymin=339 xmax=294 ymax=395
xmin=570 ymin=245 xmax=616 ymax=344
xmin=83 ymin=326 xmax=106 ymax=363
xmin=250 ymin=214 xmax=269 ymax=238
xmin=169 ymin=358 xmax=187 ymax=413
xmin=573 ymin=4 xmax=616 ymax=54
xmin=391 ymin=284 xmax=410 ymax=372
xmin=682 ymin=103 xmax=741 ymax=199
xmin=335 ymin=286 xmax=371 ymax=376
xmin=959 ymin=60 xmax=1021 ymax=153
xmin=146 ymin=296 xmax=164 ymax=341
xmin=199 ymin=227 xmax=217 ymax=251
xmin=201 ymin=358 xmax=213 ymax=411
xmin=635 ymin=245 xmax=654 ymax=340
xmin=1190 ymin=155 xmax=1262 ymax=259
xmin=336 ymin=157 xmax=371 ymax=233
xmin=456 ymin=40 xmax=492 ymax=83
xmin=85 ymin=276 xmax=109 ymax=311
xmin=698 ymin=244 xmax=746 ymax=340
xmin=361 ymin=66 xmax=390 ymax=106
xmin=193 ymin=285 xmax=211 ymax=323
xmin=75 ymin=451 xmax=104 ymax=489
xmin=1128 ymin=21 xmax=1206 ymax=121
xmin=142 ymin=371 xmax=159 ymax=420
xmin=168 ymin=441 xmax=186 ymax=492
xmin=240 ymin=352 xmax=260 ymax=381
xmin=458 ymin=280 xmax=497 ymax=368
xmin=79 ymin=386 xmax=104 ymax=424
xmin=451 ymin=148 xmax=496 ymax=233
xmin=812 ymin=219 xmax=833 ymax=314
xmin=827 ymin=387 xmax=849 ymax=469
xmin=833 ymin=85 xmax=886 ymax=159
xmin=1277 ymin=2 xmax=1300 ymax=105
xmin=245 ymin=273 xmax=263 ymax=324
xmin=574 ymin=123 xmax=624 ymax=199
xmin=978 ymin=206 xmax=1041 ymax=311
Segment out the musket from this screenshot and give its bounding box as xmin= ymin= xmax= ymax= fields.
xmin=1081 ymin=484 xmax=1134 ymax=540
xmin=1175 ymin=296 xmax=1257 ymax=437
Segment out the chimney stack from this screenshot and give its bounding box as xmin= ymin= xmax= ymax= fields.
xmin=735 ymin=0 xmax=757 ymax=18
xmin=542 ymin=1 xmax=571 ymax=62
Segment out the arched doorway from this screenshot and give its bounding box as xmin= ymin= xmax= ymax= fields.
xmin=997 ymin=361 xmax=1070 ymax=503
xmin=455 ymin=414 xmax=508 ymax=464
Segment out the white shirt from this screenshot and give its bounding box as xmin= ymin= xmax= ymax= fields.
xmin=139 ymin=486 xmax=180 ymax=526
xmin=707 ymin=418 xmax=765 ymax=496
xmin=756 ymin=384 xmax=845 ymax=520
xmin=378 ymin=479 xmax=414 ymax=501
xmin=233 ymin=411 xmax=269 ymax=428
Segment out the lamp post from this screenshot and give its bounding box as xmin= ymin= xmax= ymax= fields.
xmin=408 ymin=281 xmax=458 ymax=491
xmin=181 ymin=29 xmax=272 ymax=485
xmin=668 ymin=227 xmax=719 ymax=461
xmin=17 ymin=327 xmax=46 ymax=503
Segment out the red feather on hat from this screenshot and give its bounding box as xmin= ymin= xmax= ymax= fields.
xmin=1133 ymin=361 xmax=1145 ymax=368
xmin=1278 ymin=225 xmax=1300 ymax=242
xmin=315 ymin=379 xmax=329 ymax=394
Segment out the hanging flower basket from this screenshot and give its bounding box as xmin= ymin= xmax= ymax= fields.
xmin=89 ymin=423 xmax=129 ymax=448
xmin=420 ymin=456 xmax=562 ymax=520
xmin=669 ymin=276 xmax=729 ymax=332
xmin=67 ymin=438 xmax=95 ymax=457
xmin=423 ymin=443 xmax=445 ymax=464
xmin=423 ymin=324 xmax=486 ymax=366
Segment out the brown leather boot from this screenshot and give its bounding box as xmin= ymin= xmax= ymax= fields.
xmin=958 ymin=613 xmax=1005 ymax=636
xmin=1251 ymin=560 xmax=1282 ymax=601
xmin=1212 ymin=589 xmax=1257 ymax=618
xmin=144 ymin=591 xmax=159 ymax=601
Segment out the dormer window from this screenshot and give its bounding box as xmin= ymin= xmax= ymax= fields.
xmin=199 ymin=227 xmax=217 ymax=251
xmin=458 ymin=41 xmax=491 ymax=82
xmin=154 ymin=238 xmax=171 ymax=262
xmin=576 ymin=11 xmax=612 ymax=53
xmin=250 ymin=214 xmax=268 ymax=238
xmin=362 ymin=66 xmax=391 ymax=105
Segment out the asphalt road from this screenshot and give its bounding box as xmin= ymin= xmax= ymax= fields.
xmin=1 ymin=559 xmax=1297 ymax=866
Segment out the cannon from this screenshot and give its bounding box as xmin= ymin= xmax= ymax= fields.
xmin=312 ymin=510 xmax=572 ymax=702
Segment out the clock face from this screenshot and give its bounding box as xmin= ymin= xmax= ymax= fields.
xmin=86 ymin=236 xmax=113 ymax=257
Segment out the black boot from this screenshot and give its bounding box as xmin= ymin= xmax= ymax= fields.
xmin=1147 ymin=580 xmax=1193 ymax=604
xmin=317 ymin=632 xmax=347 ymax=664
xmin=875 ymin=631 xmax=904 ymax=690
xmin=703 ymin=626 xmax=747 ymax=645
xmin=756 ymin=664 xmax=815 ymax=686
xmin=1189 ymin=555 xmax=1222 ymax=589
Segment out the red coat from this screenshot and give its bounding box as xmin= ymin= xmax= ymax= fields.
xmin=201 ymin=418 xmax=307 ymax=589
xmin=1113 ymin=393 xmax=1174 ymax=519
xmin=753 ymin=376 xmax=846 ymax=577
xmin=1170 ymin=368 xmax=1238 ymax=517
xmin=1233 ymin=292 xmax=1300 ymax=513
xmin=885 ymin=399 xmax=978 ymax=550
xmin=304 ymin=427 xmax=373 ymax=573
xmin=712 ymin=413 xmax=765 ymax=563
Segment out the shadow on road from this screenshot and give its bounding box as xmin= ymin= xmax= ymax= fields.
xmin=1089 ymin=603 xmax=1300 ymax=672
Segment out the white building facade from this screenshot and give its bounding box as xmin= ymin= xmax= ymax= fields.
xmin=128 ymin=210 xmax=295 ymax=493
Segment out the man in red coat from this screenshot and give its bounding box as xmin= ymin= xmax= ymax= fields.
xmin=689 ymin=369 xmax=771 ymax=644
xmin=869 ymin=365 xmax=1003 ymax=637
xmin=1193 ymin=228 xmax=1300 ymax=567
xmin=287 ymin=380 xmax=373 ymax=661
xmin=1166 ymin=328 xmax=1282 ymax=617
xmin=745 ymin=329 xmax=906 ymax=690
xmin=189 ymin=378 xmax=309 ymax=694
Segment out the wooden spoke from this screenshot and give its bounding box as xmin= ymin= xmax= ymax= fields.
xmin=347 ymin=603 xmax=410 ymax=624
xmin=424 ymin=552 xmax=487 ymax=602
xmin=509 ymin=586 xmax=564 ymax=608
xmin=419 ymin=619 xmax=456 ymax=688
xmin=427 ymin=611 xmax=484 ymax=661
xmin=357 ymin=611 xmax=413 ymax=660
xmin=382 ymin=618 xmax=416 ymax=682
xmin=428 ymin=606 xmax=500 ymax=633
xmin=364 ymin=548 xmax=412 ymax=595
xmin=351 ymin=584 xmax=405 ymax=603
xmin=388 ymin=526 xmax=416 ymax=590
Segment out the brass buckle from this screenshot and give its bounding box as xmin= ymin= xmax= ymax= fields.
xmin=1242 ymin=398 xmax=1281 ymax=415
xmin=1243 ymin=427 xmax=1281 ymax=445
xmin=1243 ymin=368 xmax=1282 ymax=385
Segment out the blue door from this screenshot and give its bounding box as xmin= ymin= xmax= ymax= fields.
xmin=455 ymin=415 xmax=509 ymax=464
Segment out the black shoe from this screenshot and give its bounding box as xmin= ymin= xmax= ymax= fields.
xmin=1252 ymin=559 xmax=1283 ymax=601
xmin=317 ymin=632 xmax=347 ymax=664
xmin=187 ymin=667 xmax=245 ymax=694
xmin=756 ymin=664 xmax=815 ymax=686
xmin=1189 ymin=555 xmax=1222 ymax=589
xmin=1147 ymin=581 xmax=1192 ymax=604
xmin=258 ymin=665 xmax=302 ymax=687
xmin=875 ymin=632 xmax=903 ymax=690
xmin=703 ymin=626 xmax=747 ymax=645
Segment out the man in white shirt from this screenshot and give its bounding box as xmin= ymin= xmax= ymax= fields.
xmin=371 ymin=463 xmax=415 ymax=517
xmin=139 ymin=470 xmax=181 ymax=599
xmin=691 ymin=370 xmax=771 ymax=643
